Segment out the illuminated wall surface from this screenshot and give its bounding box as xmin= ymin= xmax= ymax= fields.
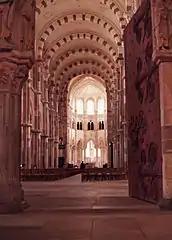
xmin=124 ymin=0 xmax=162 ymax=203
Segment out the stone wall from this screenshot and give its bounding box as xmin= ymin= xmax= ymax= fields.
xmin=0 ymin=0 xmax=35 ymax=213
xmin=124 ymin=0 xmax=163 ymax=203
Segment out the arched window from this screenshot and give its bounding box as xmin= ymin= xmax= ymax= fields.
xmin=97 ymin=98 xmax=104 ymax=114
xmin=87 ymin=99 xmax=94 ymax=114
xmin=77 ymin=122 xmax=83 ymax=130
xmin=76 ymin=99 xmax=83 ymax=114
xmin=91 ymin=121 xmax=94 ymax=130
xmin=86 ymin=140 xmax=96 ymax=161
xmin=79 ymin=122 xmax=82 ymax=130
xmin=88 ymin=121 xmax=94 ymax=130
xmin=99 ymin=121 xmax=104 ymax=130
xmin=88 ymin=121 xmax=91 ymax=130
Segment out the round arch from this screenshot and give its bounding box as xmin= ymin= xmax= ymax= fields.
xmin=67 ymin=75 xmax=108 ymax=166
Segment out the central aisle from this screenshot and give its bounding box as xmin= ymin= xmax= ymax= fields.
xmin=1 ymin=175 xmax=172 ymax=240
xmin=22 ymin=174 xmax=154 ymax=212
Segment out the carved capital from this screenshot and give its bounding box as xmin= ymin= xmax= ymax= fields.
xmin=0 ymin=49 xmax=33 ymax=67
xmin=0 ymin=60 xmax=29 ymax=93
xmin=42 ymin=66 xmax=50 ymax=82
xmin=0 ymin=49 xmax=33 ymax=90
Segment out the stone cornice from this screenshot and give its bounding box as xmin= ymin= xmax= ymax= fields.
xmin=0 ymin=50 xmax=34 ymax=69
xmin=21 ymin=123 xmax=32 ymax=127
xmin=41 ymin=134 xmax=49 ymax=138
xmin=31 ymin=129 xmax=41 ymax=133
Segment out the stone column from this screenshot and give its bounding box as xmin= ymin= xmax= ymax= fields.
xmin=35 ymin=131 xmax=41 ymax=168
xmin=151 ymin=0 xmax=172 ymax=209
xmin=21 ymin=77 xmax=32 ymax=169
xmin=36 ymin=70 xmax=42 ymax=168
xmin=32 ymin=69 xmax=41 ymax=168
xmin=54 ymin=140 xmax=58 ymax=168
xmin=101 ymin=148 xmax=104 ymax=166
xmin=27 ymin=123 xmax=32 ymax=169
xmin=59 ymin=92 xmax=68 ymax=163
xmin=110 ymin=81 xmax=118 ymax=168
xmin=159 ymin=62 xmax=172 ymax=208
xmin=120 ymin=72 xmax=125 ymax=169
xmin=21 ymin=84 xmax=27 ymax=167
xmin=27 ymin=76 xmax=32 ymax=169
xmin=96 ymin=148 xmax=98 ymax=167
xmin=54 ymin=99 xmax=59 ymax=167
xmin=51 ymin=81 xmax=55 ymax=168
xmin=22 ymin=123 xmax=32 ymax=169
xmin=43 ymin=81 xmax=49 ymax=168
xmin=116 ymin=67 xmax=120 ymax=168
xmin=44 ymin=137 xmax=49 ymax=168
xmin=75 ymin=145 xmax=78 ymax=165
xmin=84 ymin=146 xmax=86 ymax=163
xmin=50 ymin=139 xmax=55 ymax=168
xmin=112 ymin=142 xmax=118 ymax=168
xmin=0 ymin=52 xmax=32 ymax=213
xmin=117 ymin=60 xmax=125 ymax=169
xmin=106 ymin=90 xmax=113 ymax=166
xmin=122 ymin=75 xmax=127 ymax=170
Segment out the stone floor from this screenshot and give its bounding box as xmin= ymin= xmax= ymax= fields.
xmin=0 ymin=175 xmax=172 ymax=239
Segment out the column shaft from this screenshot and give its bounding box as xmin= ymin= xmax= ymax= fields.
xmin=0 ymin=59 xmax=31 ymax=213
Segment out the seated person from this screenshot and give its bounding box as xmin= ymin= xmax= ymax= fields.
xmin=80 ymin=161 xmax=85 ymax=169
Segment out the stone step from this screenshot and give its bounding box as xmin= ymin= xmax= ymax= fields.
xmin=25 ymin=205 xmax=159 ymax=214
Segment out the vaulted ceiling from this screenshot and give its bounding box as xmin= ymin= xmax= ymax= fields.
xmin=68 ymin=76 xmax=106 ymax=100
xmin=35 ymin=0 xmax=140 ymax=97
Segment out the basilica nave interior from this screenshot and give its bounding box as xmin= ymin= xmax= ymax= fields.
xmin=21 ymin=0 xmax=141 ymax=170
xmin=2 ymin=0 xmax=172 ymax=216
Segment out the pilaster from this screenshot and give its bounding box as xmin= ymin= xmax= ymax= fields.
xmin=158 ymin=62 xmax=172 ymax=209
xmin=147 ymin=0 xmax=172 ymax=208
xmin=0 ymin=51 xmax=32 ymax=213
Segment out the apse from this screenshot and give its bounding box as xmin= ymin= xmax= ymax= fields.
xmin=67 ymin=75 xmax=108 ymax=167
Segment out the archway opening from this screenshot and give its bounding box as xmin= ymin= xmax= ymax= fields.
xmin=67 ymin=75 xmax=108 ymax=167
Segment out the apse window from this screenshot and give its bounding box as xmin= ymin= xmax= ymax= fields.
xmin=99 ymin=121 xmax=104 ymax=130
xmin=76 ymin=99 xmax=84 ymax=114
xmin=87 ymin=99 xmax=94 ymax=114
xmin=77 ymin=122 xmax=83 ymax=130
xmin=98 ymin=98 xmax=104 ymax=114
xmin=88 ymin=121 xmax=94 ymax=130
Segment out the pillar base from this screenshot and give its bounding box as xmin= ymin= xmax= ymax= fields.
xmin=0 ymin=178 xmax=29 ymax=214
xmin=158 ymin=198 xmax=172 ymax=210
xmin=0 ymin=200 xmax=29 ymax=214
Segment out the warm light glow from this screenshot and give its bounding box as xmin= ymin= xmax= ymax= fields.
xmin=86 ymin=140 xmax=96 ymax=162
xmin=98 ymin=148 xmax=101 ymax=157
xmin=87 ymin=99 xmax=94 ymax=114
xmin=68 ymin=76 xmax=108 ymax=166
xmin=76 ymin=99 xmax=84 ymax=114
xmin=98 ymin=98 xmax=104 ymax=114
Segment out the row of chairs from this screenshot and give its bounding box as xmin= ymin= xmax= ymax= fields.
xmin=21 ymin=168 xmax=80 ymax=174
xmin=81 ymin=172 xmax=126 ymax=182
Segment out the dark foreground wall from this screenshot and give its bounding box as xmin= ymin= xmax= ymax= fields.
xmin=124 ymin=0 xmax=162 ymax=203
